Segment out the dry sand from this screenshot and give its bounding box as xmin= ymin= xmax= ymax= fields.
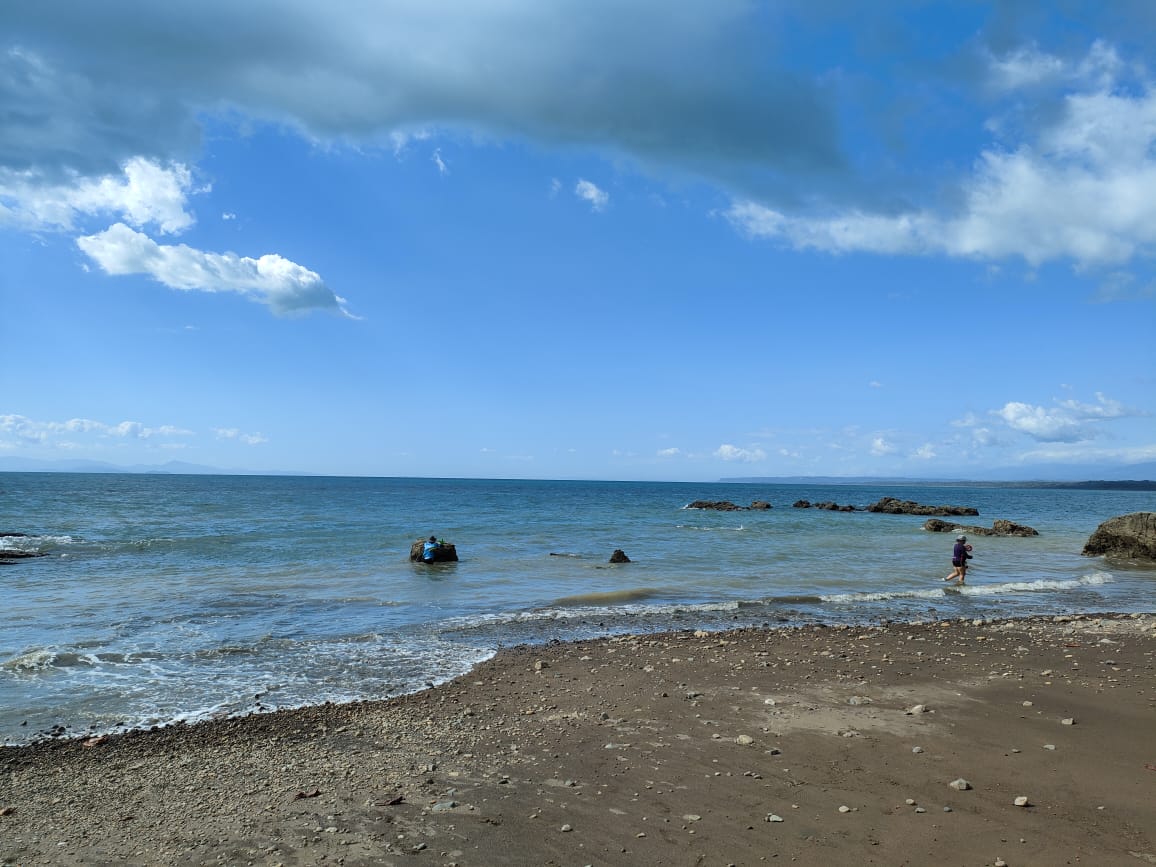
xmin=3 ymin=613 xmax=1155 ymax=866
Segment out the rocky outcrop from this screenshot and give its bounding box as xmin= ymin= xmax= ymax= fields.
xmin=923 ymin=518 xmax=1039 ymax=537
xmin=792 ymin=500 xmax=857 ymax=511
xmin=409 ymin=540 xmax=459 ymax=563
xmin=1082 ymin=512 xmax=1156 ymax=561
xmin=609 ymin=549 xmax=631 ymax=563
xmin=750 ymin=501 xmax=772 ymax=510
xmin=867 ymin=497 xmax=979 ymax=517
xmin=0 ymin=532 xmax=46 ymax=561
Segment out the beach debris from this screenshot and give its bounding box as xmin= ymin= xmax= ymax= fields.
xmin=847 ymin=695 xmax=872 ymax=705
xmin=533 ymin=660 xmax=548 ymax=671
xmin=0 ymin=806 xmax=15 ymax=816
xmin=1014 ymin=796 xmax=1031 ymax=807
xmin=431 ymin=800 xmax=458 ymax=812
xmin=949 ymin=778 xmax=972 ymax=791
xmin=293 ymin=788 xmax=322 ymax=800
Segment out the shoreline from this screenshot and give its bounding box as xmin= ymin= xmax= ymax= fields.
xmin=3 ymin=612 xmax=1155 ymax=865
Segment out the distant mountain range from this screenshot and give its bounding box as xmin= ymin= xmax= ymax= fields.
xmin=723 ymin=461 xmax=1156 ymax=488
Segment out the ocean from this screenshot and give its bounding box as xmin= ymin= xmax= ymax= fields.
xmin=2 ymin=472 xmax=1153 ymax=745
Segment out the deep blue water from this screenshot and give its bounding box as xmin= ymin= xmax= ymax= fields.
xmin=1 ymin=472 xmax=1152 ymax=744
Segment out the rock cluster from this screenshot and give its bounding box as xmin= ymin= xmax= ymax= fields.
xmin=792 ymin=500 xmax=857 ymax=511
xmin=866 ymin=497 xmax=979 ymax=517
xmin=922 ymin=518 xmax=1039 ymax=537
xmin=1082 ymin=512 xmax=1156 ymax=561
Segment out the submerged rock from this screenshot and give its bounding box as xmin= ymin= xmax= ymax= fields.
xmin=1082 ymin=512 xmax=1156 ymax=561
xmin=609 ymin=549 xmax=631 ymax=563
xmin=922 ymin=518 xmax=1039 ymax=537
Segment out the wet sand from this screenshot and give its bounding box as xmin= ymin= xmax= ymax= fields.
xmin=3 ymin=613 xmax=1155 ymax=866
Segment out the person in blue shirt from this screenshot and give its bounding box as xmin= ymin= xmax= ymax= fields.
xmin=944 ymin=534 xmax=973 ymax=585
xmin=422 ymin=535 xmax=441 ymax=562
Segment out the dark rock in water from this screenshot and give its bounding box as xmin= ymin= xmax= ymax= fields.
xmin=923 ymin=518 xmax=1039 ymax=537
xmin=1082 ymin=512 xmax=1156 ymax=561
xmin=867 ymin=497 xmax=978 ymax=517
xmin=409 ymin=540 xmax=459 ymax=563
xmin=687 ymin=501 xmax=744 ymax=511
xmin=793 ymin=500 xmax=811 ymax=508
xmin=0 ymin=550 xmax=47 ymax=560
xmin=609 ymin=549 xmax=631 ymax=563
xmin=750 ymin=501 xmax=772 ymax=510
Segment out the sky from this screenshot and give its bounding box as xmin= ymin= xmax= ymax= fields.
xmin=1 ymin=0 xmax=1155 ymax=482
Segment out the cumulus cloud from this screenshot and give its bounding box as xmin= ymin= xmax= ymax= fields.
xmin=575 ymin=179 xmax=609 ymax=211
xmin=0 ymin=413 xmax=192 ymax=445
xmin=657 ymin=447 xmax=682 ymax=457
xmin=714 ymin=443 xmax=767 ymax=462
xmin=0 ymin=157 xmax=196 ymax=233
xmin=725 ymin=41 xmax=1156 ymax=268
xmin=994 ymin=392 xmax=1133 ymax=442
xmin=76 ymin=223 xmax=352 ymax=316
xmin=870 ymin=437 xmax=897 ymax=456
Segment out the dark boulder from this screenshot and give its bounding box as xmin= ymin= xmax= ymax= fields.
xmin=686 ymin=501 xmax=744 ymax=511
xmin=750 ymin=501 xmax=773 ymax=510
xmin=1082 ymin=512 xmax=1156 ymax=561
xmin=867 ymin=497 xmax=979 ymax=517
xmin=609 ymin=549 xmax=631 ymax=563
xmin=793 ymin=500 xmax=811 ymax=508
xmin=922 ymin=518 xmax=1038 ymax=537
xmin=409 ymin=540 xmax=459 ymax=563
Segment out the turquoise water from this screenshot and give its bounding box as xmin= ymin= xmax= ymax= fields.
xmin=2 ymin=472 xmax=1153 ymax=744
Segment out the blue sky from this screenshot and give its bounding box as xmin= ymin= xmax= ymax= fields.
xmin=2 ymin=0 xmax=1154 ymax=481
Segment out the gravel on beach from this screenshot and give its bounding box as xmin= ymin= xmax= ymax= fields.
xmin=3 ymin=613 xmax=1155 ymax=866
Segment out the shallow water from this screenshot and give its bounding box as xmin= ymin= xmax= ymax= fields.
xmin=2 ymin=473 xmax=1152 ymax=743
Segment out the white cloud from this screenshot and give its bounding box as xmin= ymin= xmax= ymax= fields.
xmin=76 ymin=223 xmax=353 ymax=317
xmin=575 ymin=179 xmax=609 ymax=211
xmin=714 ymin=443 xmax=766 ymax=462
xmin=213 ymin=427 xmax=268 ymax=445
xmin=432 ymin=148 xmax=448 ymax=175
xmin=869 ymin=437 xmax=897 ymax=456
xmin=657 ymin=447 xmax=682 ymax=457
xmin=0 ymin=413 xmax=192 ymax=445
xmin=987 ymin=44 xmax=1066 ymax=91
xmin=994 ymin=392 xmax=1133 ymax=442
xmin=725 ymin=43 xmax=1156 ymax=268
xmin=0 ymin=157 xmax=196 ymax=234
xmin=911 ymin=443 xmax=936 ymax=460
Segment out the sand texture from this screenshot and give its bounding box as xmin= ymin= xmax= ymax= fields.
xmin=3 ymin=613 xmax=1155 ymax=866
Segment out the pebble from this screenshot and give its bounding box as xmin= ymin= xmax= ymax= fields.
xmin=912 ymin=746 xmax=924 ymax=754
xmin=1061 ymin=718 xmax=1075 ymax=726
xmin=995 ymin=860 xmax=1008 ymax=866
xmin=838 ymin=805 xmax=852 ymax=813
xmin=765 ymin=814 xmax=784 ymax=823
xmin=683 ymin=814 xmax=702 ymax=822
xmin=914 ymin=807 xmax=926 ymax=814
xmin=736 ymin=734 xmax=754 ymax=745
xmin=949 ymin=779 xmax=972 ymax=791
xmin=1014 ymin=796 xmax=1030 ymax=807
xmin=905 ymin=799 xmax=916 ymax=805
xmin=905 ymin=704 xmax=928 ymax=715
xmin=1043 ymin=744 xmax=1056 ymax=750
xmin=560 ymin=824 xmax=573 ymax=832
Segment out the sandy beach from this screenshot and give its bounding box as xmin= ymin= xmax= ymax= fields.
xmin=3 ymin=613 xmax=1154 ymax=866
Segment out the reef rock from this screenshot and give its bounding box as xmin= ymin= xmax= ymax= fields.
xmin=609 ymin=549 xmax=631 ymax=563
xmin=922 ymin=518 xmax=1038 ymax=537
xmin=409 ymin=540 xmax=459 ymax=563
xmin=1082 ymin=512 xmax=1156 ymax=561
xmin=867 ymin=497 xmax=978 ymax=517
